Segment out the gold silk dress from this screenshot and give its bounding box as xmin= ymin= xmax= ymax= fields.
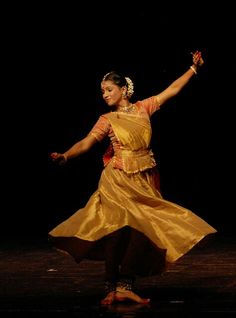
xmin=49 ymin=96 xmax=217 ymax=276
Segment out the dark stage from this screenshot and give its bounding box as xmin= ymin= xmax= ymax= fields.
xmin=0 ymin=233 xmax=235 ymax=317
xmin=3 ymin=2 xmax=235 ymax=317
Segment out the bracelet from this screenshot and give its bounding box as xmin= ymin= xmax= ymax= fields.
xmin=190 ymin=65 xmax=197 ymax=75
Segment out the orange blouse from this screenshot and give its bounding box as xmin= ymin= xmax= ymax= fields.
xmin=89 ymin=96 xmax=160 ymax=169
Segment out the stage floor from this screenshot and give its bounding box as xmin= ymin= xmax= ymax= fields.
xmin=0 ymin=233 xmax=235 ymax=317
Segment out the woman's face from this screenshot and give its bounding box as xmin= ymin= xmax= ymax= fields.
xmin=101 ymin=80 xmax=124 ymax=107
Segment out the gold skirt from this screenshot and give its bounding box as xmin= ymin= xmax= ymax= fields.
xmin=49 ymin=162 xmax=217 ymax=275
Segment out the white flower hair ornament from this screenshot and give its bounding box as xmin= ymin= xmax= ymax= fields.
xmin=125 ymin=77 xmax=134 ymax=98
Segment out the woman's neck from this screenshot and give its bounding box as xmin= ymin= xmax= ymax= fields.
xmin=116 ymin=103 xmax=136 ymax=113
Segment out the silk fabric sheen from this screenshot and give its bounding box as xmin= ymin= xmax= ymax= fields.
xmin=49 ymin=108 xmax=216 ymax=269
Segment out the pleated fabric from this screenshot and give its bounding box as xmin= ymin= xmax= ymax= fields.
xmin=49 ymin=161 xmax=216 ymax=263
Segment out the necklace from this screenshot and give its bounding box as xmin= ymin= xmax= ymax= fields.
xmin=117 ymin=104 xmax=136 ymax=114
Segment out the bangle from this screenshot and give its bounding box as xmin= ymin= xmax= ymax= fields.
xmin=190 ymin=65 xmax=197 ymax=75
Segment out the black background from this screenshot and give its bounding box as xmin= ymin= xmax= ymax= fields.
xmin=3 ymin=2 xmax=235 ymax=240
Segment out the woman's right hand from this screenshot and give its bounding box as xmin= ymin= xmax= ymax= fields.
xmin=50 ymin=152 xmax=67 ymax=165
xmin=192 ymin=50 xmax=204 ymax=67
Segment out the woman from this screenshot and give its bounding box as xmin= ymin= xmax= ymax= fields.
xmin=49 ymin=50 xmax=217 ymax=305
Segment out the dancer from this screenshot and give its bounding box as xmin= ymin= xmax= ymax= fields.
xmin=49 ymin=50 xmax=217 ymax=305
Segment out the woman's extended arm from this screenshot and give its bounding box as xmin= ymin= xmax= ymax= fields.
xmin=156 ymin=50 xmax=204 ymax=107
xmin=50 ymin=134 xmax=98 ymax=165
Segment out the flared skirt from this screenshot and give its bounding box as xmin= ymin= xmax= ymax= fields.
xmin=49 ymin=162 xmax=217 ymax=275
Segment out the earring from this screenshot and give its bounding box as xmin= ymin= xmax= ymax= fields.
xmin=122 ymin=92 xmax=126 ymax=98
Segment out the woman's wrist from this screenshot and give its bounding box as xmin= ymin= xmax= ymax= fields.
xmin=190 ymin=50 xmax=204 ymax=75
xmin=190 ymin=64 xmax=197 ymax=75
xmin=63 ymin=153 xmax=68 ymax=162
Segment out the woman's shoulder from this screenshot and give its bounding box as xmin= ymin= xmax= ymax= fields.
xmin=135 ymin=96 xmax=160 ymax=115
xmin=100 ymin=112 xmax=111 ymax=118
xmin=96 ymin=112 xmax=114 ymax=124
xmin=135 ymin=96 xmax=157 ymax=105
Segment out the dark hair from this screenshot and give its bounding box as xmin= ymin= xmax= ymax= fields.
xmin=102 ymin=71 xmax=127 ymax=88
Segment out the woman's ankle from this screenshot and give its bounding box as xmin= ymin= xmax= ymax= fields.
xmin=104 ymin=280 xmax=117 ymax=293
xmin=116 ymin=277 xmax=134 ymax=291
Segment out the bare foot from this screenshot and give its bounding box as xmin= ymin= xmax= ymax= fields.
xmin=100 ymin=291 xmax=116 ymax=305
xmin=115 ymin=288 xmax=150 ymax=304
